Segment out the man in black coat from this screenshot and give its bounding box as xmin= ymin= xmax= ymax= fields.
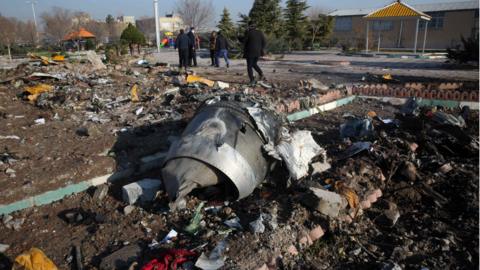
xmin=175 ymin=29 xmax=191 ymax=71
xmin=215 ymin=31 xmax=230 ymax=68
xmin=243 ymin=23 xmax=266 ymax=84
xmin=187 ymin=27 xmax=199 ymax=67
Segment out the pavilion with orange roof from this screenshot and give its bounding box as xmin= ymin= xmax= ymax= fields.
xmin=363 ymin=0 xmax=431 ymax=53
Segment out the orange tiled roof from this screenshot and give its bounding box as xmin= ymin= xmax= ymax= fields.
xmin=364 ymin=1 xmax=431 ymax=19
xmin=63 ymin=28 xmax=95 ymax=41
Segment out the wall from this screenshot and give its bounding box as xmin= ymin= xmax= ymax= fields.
xmin=331 ymin=10 xmax=478 ymax=50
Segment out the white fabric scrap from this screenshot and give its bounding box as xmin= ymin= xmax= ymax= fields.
xmin=275 ymin=130 xmax=324 ymax=180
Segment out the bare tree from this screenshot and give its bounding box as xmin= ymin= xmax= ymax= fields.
xmin=84 ymin=21 xmax=108 ymax=44
xmin=0 ymin=15 xmax=17 ymax=60
xmin=136 ymin=17 xmax=156 ymax=42
xmin=41 ymin=7 xmax=73 ymax=43
xmin=17 ymin=20 xmax=37 ymax=45
xmin=175 ymin=0 xmax=214 ymax=30
xmin=307 ymin=6 xmax=333 ymax=49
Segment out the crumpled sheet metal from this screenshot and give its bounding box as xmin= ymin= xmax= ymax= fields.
xmin=162 ymin=100 xmax=278 ymax=203
xmin=273 ymin=130 xmax=325 ymax=180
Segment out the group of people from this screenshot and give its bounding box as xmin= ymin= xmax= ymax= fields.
xmin=175 ymin=23 xmax=266 ymax=85
xmin=174 ymin=27 xmax=200 ymax=70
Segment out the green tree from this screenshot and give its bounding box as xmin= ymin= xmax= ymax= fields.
xmin=85 ymin=39 xmax=95 ymax=50
xmin=248 ymin=0 xmax=284 ymax=37
xmin=217 ymin=8 xmax=236 ymax=42
xmin=284 ymin=0 xmax=309 ymax=51
xmin=120 ymin=23 xmax=145 ymax=55
xmin=105 ymin=14 xmax=114 ymax=24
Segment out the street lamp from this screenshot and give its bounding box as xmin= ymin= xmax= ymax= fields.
xmin=153 ymin=0 xmax=161 ymax=53
xmin=26 ymin=0 xmax=39 ymax=43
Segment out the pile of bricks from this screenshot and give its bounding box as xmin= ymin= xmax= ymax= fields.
xmin=352 ymin=82 xmax=478 ymax=101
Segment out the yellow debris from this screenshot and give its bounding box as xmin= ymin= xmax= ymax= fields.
xmin=25 ymin=84 xmax=53 ymax=95
xmin=25 ymin=84 xmax=53 ymax=102
xmin=382 ymin=74 xmax=393 ymax=80
xmin=131 ymin=84 xmax=140 ymax=102
xmin=186 ymin=75 xmax=215 ymax=87
xmin=40 ymin=56 xmax=50 ymax=66
xmin=52 ymin=55 xmax=65 ymax=62
xmin=367 ymin=111 xmax=377 ymax=118
xmin=27 ymin=53 xmax=40 ymax=60
xmin=335 ymin=181 xmax=359 ymax=209
xmin=13 ymin=247 xmax=58 ymax=270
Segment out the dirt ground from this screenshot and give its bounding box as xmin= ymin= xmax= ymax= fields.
xmin=0 ymin=51 xmax=478 ymax=270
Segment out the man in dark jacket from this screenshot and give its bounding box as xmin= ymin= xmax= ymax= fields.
xmin=243 ymin=23 xmax=266 ymax=84
xmin=175 ymin=29 xmax=191 ymax=71
xmin=215 ymin=31 xmax=230 ymax=68
xmin=187 ymin=27 xmax=199 ymax=67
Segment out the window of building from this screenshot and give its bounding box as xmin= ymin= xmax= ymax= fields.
xmin=420 ymin=12 xmax=445 ymax=29
xmin=372 ymin=20 xmax=393 ymax=31
xmin=334 ymin=17 xmax=352 ymax=31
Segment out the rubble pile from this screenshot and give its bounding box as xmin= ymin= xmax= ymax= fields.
xmin=0 ymin=55 xmax=478 ymax=270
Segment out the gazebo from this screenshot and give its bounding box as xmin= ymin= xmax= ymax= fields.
xmin=63 ymin=27 xmax=96 ymax=50
xmin=363 ymin=0 xmax=431 ymax=54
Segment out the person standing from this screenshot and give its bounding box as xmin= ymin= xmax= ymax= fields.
xmin=187 ymin=27 xmax=199 ymax=67
xmin=243 ymin=23 xmax=266 ymax=84
xmin=209 ymin=31 xmax=217 ymax=66
xmin=175 ymin=29 xmax=191 ymax=72
xmin=215 ymin=31 xmax=230 ymax=68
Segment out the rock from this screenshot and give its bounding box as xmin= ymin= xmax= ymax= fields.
xmin=5 ymin=168 xmax=15 ymax=174
xmin=99 ymin=244 xmax=142 ymax=270
xmin=76 ymin=127 xmax=89 ymax=137
xmin=214 ymin=81 xmax=229 ymax=89
xmin=34 ymin=118 xmax=45 ymax=125
xmin=4 ymin=217 xmax=25 ymax=231
xmin=85 ymin=50 xmax=106 ymax=70
xmin=301 ymin=187 xmax=347 ymax=218
xmin=287 ymin=245 xmax=298 ymax=255
xmin=308 ymin=226 xmax=324 ymax=241
xmin=63 ymin=210 xmax=84 ymax=224
xmin=408 ymin=142 xmax=419 ymax=152
xmin=0 ymin=243 xmax=9 ymax=253
xmin=439 ymin=163 xmax=453 ymax=174
xmin=376 ymin=201 xmax=400 ymax=227
xmin=123 ymin=205 xmax=135 ymax=215
xmin=401 ymin=161 xmax=417 ymax=181
xmin=121 ymin=178 xmax=162 ymax=205
xmin=93 ymin=185 xmax=109 ymax=201
xmin=311 ymin=161 xmax=331 ymax=175
xmin=384 ymin=202 xmax=400 ymax=226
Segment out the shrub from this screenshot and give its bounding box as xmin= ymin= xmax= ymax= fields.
xmin=447 ymin=35 xmax=479 ymax=64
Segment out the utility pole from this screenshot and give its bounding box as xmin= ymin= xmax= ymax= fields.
xmin=153 ymin=0 xmax=161 ymax=53
xmin=27 ymin=1 xmax=39 ymax=44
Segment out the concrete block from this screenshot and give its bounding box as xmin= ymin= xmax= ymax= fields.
xmin=301 ymin=187 xmax=347 ymax=218
xmin=122 ymin=179 xmax=162 ymax=205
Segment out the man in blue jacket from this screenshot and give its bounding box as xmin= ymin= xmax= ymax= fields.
xmin=215 ymin=31 xmax=230 ymax=68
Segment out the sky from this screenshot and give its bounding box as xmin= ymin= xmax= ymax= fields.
xmin=0 ymin=0 xmax=467 ymax=24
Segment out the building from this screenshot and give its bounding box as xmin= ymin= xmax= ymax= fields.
xmin=118 ymin=16 xmax=136 ymax=26
xmin=329 ymin=0 xmax=479 ymax=50
xmin=159 ymin=14 xmax=185 ymax=32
